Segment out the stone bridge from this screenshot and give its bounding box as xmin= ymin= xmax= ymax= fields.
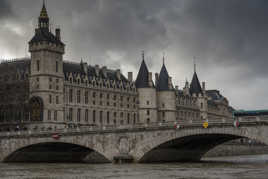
xmin=0 ymin=120 xmax=268 ymax=163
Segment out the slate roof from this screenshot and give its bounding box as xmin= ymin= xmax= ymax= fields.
xmin=135 ymin=60 xmax=152 ymax=88
xmin=63 ymin=61 xmax=128 ymax=82
xmin=0 ymin=59 xmax=30 ymax=72
xmin=29 ymin=29 xmax=64 ymax=45
xmin=156 ymin=64 xmax=173 ymax=91
xmin=189 ymin=72 xmax=202 ymax=95
xmin=206 ymin=90 xmax=224 ymax=101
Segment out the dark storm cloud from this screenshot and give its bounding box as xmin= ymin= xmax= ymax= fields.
xmin=0 ymin=0 xmax=13 ymax=19
xmin=1 ymin=0 xmax=268 ymax=109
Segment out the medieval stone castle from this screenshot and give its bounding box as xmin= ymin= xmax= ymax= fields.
xmin=0 ymin=3 xmax=233 ymax=132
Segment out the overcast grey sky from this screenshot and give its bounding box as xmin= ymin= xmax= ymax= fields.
xmin=0 ymin=0 xmax=268 ymax=110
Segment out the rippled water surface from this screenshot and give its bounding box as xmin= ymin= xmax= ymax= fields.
xmin=1 ymin=155 xmax=268 ymax=179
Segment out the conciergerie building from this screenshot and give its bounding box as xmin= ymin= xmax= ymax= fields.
xmin=0 ymin=3 xmax=233 ymax=131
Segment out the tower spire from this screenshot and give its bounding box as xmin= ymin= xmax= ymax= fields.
xmin=38 ymin=0 xmax=49 ymax=30
xmin=163 ymin=52 xmax=165 ymax=65
xmin=193 ymin=56 xmax=196 ymax=73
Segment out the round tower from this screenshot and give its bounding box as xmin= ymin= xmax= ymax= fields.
xmin=156 ymin=59 xmax=176 ymax=122
xmin=135 ymin=52 xmax=157 ymax=124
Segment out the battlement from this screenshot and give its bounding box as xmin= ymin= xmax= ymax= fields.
xmin=29 ymin=42 xmax=65 ymax=54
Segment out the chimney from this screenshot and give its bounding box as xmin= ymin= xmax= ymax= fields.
xmin=202 ymin=82 xmax=206 ymax=91
xmin=168 ymin=77 xmax=172 ymax=89
xmin=102 ymin=66 xmax=107 ymax=78
xmin=95 ymin=65 xmax=100 ymax=76
xmin=128 ymin=72 xmax=133 ymax=82
xmin=148 ymin=72 xmax=153 ymax=87
xmin=56 ymin=28 xmax=61 ymax=40
xmin=82 ymin=62 xmax=88 ymax=74
xmin=116 ymin=69 xmax=121 ymax=80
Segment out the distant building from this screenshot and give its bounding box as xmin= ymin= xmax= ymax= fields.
xmin=0 ymin=3 xmax=233 ymax=131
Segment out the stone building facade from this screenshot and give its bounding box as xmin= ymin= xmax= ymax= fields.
xmin=0 ymin=3 xmax=233 ymax=132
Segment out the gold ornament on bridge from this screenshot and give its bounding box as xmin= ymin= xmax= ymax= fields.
xmin=203 ymin=122 xmax=208 ymax=128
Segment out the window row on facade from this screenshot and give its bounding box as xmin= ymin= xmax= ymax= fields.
xmin=67 ymin=108 xmax=138 ymax=125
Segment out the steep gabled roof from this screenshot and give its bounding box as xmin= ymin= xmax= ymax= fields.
xmin=157 ymin=63 xmax=172 ymax=91
xmin=190 ymin=72 xmax=202 ymax=95
xmin=135 ymin=60 xmax=151 ymax=88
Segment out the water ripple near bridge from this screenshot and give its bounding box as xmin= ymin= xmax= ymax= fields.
xmin=0 ymin=155 xmax=268 ymax=179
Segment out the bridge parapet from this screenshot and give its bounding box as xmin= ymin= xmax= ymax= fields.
xmin=0 ymin=117 xmax=267 ymax=138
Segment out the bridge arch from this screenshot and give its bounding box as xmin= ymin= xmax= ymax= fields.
xmin=1 ymin=136 xmax=112 ymax=163
xmin=133 ymin=126 xmax=268 ymax=163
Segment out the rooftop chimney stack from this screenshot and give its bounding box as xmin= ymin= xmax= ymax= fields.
xmin=148 ymin=72 xmax=153 ymax=87
xmin=56 ymin=28 xmax=61 ymax=40
xmin=128 ymin=72 xmax=133 ymax=82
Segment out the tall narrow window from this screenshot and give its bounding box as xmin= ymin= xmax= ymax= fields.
xmin=77 ymin=90 xmax=81 ymax=103
xmin=56 ymin=96 xmax=59 ymax=104
xmin=56 ymin=61 xmax=58 ymax=73
xmin=37 ymin=60 xmax=40 ymax=71
xmin=48 ymin=110 xmax=51 ymax=120
xmin=100 ymin=111 xmax=103 ymax=124
xmin=69 ymin=108 xmax=73 ymax=121
xmin=77 ymin=108 xmax=81 ymax=122
xmin=127 ymin=113 xmax=130 ymax=124
xmin=69 ymin=89 xmax=73 ymax=103
xmin=49 ymin=95 xmax=52 ymax=104
xmin=85 ymin=91 xmax=88 ymax=104
xmin=85 ymin=109 xmax=88 ymax=122
xmin=107 ymin=111 xmax=110 ymax=124
xmin=93 ymin=110 xmax=96 ymax=123
xmin=54 ymin=111 xmax=57 ymax=121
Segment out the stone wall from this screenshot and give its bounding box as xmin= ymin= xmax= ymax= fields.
xmin=204 ymin=143 xmax=268 ymax=157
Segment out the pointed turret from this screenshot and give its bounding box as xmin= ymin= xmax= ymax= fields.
xmin=38 ymin=1 xmax=49 ymax=30
xmin=29 ymin=2 xmax=64 ymax=46
xmin=190 ymin=71 xmax=202 ymax=95
xmin=135 ymin=52 xmax=153 ymax=88
xmin=156 ymin=58 xmax=173 ymax=91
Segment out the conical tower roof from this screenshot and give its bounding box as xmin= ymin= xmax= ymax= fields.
xmin=40 ymin=1 xmax=48 ymax=19
xmin=190 ymin=72 xmax=202 ymax=95
xmin=135 ymin=59 xmax=150 ymax=88
xmin=157 ymin=63 xmax=172 ymax=91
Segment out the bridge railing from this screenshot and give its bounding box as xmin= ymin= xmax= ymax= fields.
xmin=0 ymin=117 xmax=268 ymax=137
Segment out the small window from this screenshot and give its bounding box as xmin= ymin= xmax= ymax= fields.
xmin=107 ymin=111 xmax=110 ymax=124
xmin=93 ymin=110 xmax=96 ymax=123
xmin=56 ymin=61 xmax=59 ymax=73
xmin=54 ymin=111 xmax=57 ymax=121
xmin=147 ymin=110 xmax=150 ymax=115
xmin=85 ymin=109 xmax=89 ymax=122
xmin=147 ymin=101 xmax=149 ymax=105
xmin=77 ymin=108 xmax=81 ymax=122
xmin=48 ymin=110 xmax=51 ymax=120
xmin=69 ymin=89 xmax=73 ymax=103
xmin=56 ymin=96 xmax=59 ymax=104
xmin=85 ymin=91 xmax=89 ymax=104
xmin=49 ymin=95 xmax=52 ymax=104
xmin=36 ymin=60 xmax=40 ymax=71
xmin=77 ymin=90 xmax=81 ymax=103
xmin=69 ymin=108 xmax=73 ymax=121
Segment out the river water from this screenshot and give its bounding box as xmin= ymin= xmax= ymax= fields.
xmin=1 ymin=155 xmax=268 ymax=179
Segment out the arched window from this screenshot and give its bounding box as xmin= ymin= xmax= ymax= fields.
xmin=29 ymin=96 xmax=43 ymax=121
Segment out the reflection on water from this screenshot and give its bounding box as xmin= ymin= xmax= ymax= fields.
xmin=1 ymin=155 xmax=268 ymax=179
